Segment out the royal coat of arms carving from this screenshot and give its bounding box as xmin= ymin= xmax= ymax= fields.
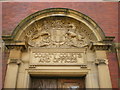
xmin=25 ymin=16 xmax=94 ymax=48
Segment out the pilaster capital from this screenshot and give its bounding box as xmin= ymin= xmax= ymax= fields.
xmin=8 ymin=59 xmax=22 ymax=65
xmin=95 ymin=58 xmax=108 ymax=65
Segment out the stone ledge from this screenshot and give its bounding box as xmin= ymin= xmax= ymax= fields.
xmin=89 ymin=42 xmax=113 ymax=51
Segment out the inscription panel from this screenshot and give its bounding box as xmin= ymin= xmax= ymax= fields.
xmin=29 ymin=48 xmax=86 ymax=65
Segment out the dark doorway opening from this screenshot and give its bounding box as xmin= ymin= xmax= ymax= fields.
xmin=31 ymin=77 xmax=85 ymax=88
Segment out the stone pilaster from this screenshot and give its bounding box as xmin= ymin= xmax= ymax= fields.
xmin=90 ymin=42 xmax=112 ymax=88
xmin=4 ymin=45 xmax=23 ymax=88
xmin=95 ymin=58 xmax=112 ymax=88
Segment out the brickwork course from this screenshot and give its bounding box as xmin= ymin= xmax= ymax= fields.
xmin=2 ymin=2 xmax=119 ymax=88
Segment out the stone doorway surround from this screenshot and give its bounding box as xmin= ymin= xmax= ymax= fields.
xmin=2 ymin=8 xmax=114 ymax=88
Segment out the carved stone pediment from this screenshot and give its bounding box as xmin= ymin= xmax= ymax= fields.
xmin=24 ymin=16 xmax=97 ymax=48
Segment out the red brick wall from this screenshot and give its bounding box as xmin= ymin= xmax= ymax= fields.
xmin=2 ymin=2 xmax=119 ymax=88
xmin=2 ymin=49 xmax=9 ymax=88
xmin=107 ymin=52 xmax=119 ymax=88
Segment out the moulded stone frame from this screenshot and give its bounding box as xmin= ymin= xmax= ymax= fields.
xmin=26 ymin=68 xmax=90 ymax=88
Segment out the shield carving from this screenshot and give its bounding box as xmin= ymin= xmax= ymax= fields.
xmin=50 ymin=29 xmax=66 ymax=45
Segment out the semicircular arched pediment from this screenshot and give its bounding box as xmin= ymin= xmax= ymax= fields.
xmin=24 ymin=16 xmax=96 ymax=48
xmin=2 ymin=8 xmax=115 ymax=49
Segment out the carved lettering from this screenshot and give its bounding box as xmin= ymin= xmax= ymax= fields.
xmin=32 ymin=52 xmax=83 ymax=64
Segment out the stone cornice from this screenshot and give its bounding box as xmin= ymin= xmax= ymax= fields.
xmin=89 ymin=42 xmax=113 ymax=51
xmin=103 ymin=36 xmax=115 ymax=42
xmin=4 ymin=41 xmax=27 ymax=51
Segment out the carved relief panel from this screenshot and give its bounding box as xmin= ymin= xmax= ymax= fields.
xmin=24 ymin=16 xmax=97 ymax=48
xmin=24 ymin=16 xmax=96 ymax=66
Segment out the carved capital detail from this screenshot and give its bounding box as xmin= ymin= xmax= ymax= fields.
xmin=95 ymin=59 xmax=108 ymax=65
xmin=8 ymin=59 xmax=22 ymax=65
xmin=7 ymin=46 xmax=23 ymax=50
